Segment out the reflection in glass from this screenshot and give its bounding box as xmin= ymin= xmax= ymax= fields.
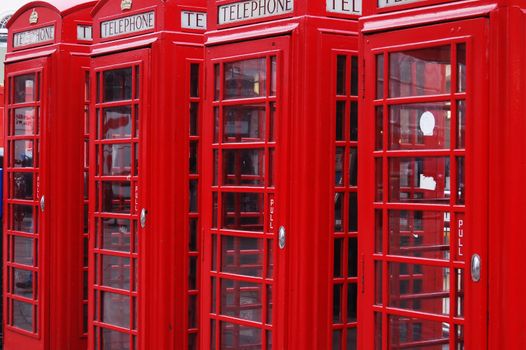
xmin=102 ymin=182 xmax=131 ymax=213
xmin=457 ymin=100 xmax=466 ymax=149
xmin=389 ymin=263 xmax=450 ymax=315
xmin=334 ymin=192 xmax=343 ymax=232
xmin=220 ymin=322 xmax=261 ymax=348
xmin=221 ymin=279 xmax=262 ymax=322
xmin=13 ymin=140 xmax=34 ymax=167
xmin=457 ymin=43 xmax=466 ymax=93
xmin=375 ymin=107 xmax=383 ymax=151
xmin=190 ymin=180 xmax=198 ymax=213
xmin=333 ymin=330 xmax=341 ymax=350
xmin=337 ymin=56 xmax=347 ymax=95
xmin=102 ymin=291 xmax=130 ymax=328
xmin=13 ymin=107 xmax=36 ymax=136
xmin=334 ymin=238 xmax=343 ymax=278
xmin=190 ymin=102 xmax=199 ymax=136
xmin=270 ymin=56 xmax=277 ymax=96
xmin=14 ymin=236 xmax=34 ymax=266
xmin=222 ymin=192 xmax=264 ymax=232
xmin=221 ymin=236 xmax=264 ymax=277
xmin=388 ymin=157 xmax=450 ymax=204
xmin=223 ymin=104 xmax=266 ymax=142
xmin=15 ymin=74 xmax=36 ymax=104
xmin=103 ymin=144 xmax=131 ymax=176
xmin=389 ymin=315 xmax=449 ymax=349
xmin=349 ymin=192 xmax=358 ymax=232
xmin=102 ymin=326 xmax=129 ymax=349
xmin=190 ymin=64 xmax=199 ymax=98
xmin=349 ymin=148 xmax=357 ymax=186
xmin=13 ymin=300 xmax=33 ymax=331
xmin=104 ymin=68 xmax=132 ymax=102
xmin=347 ymin=283 xmax=357 ymax=322
xmin=333 ymin=284 xmax=342 ymax=322
xmin=13 ymin=268 xmax=33 ymax=298
xmin=12 ymin=205 xmax=35 ymax=233
xmin=376 ymin=55 xmax=384 ymax=99
xmin=456 ymin=269 xmax=464 ymax=317
xmin=13 ymin=172 xmax=33 ymax=200
xmin=389 ymin=210 xmax=450 ymax=260
xmin=223 ymin=149 xmax=265 ymax=186
xmin=190 ymin=141 xmax=198 ymax=174
xmin=375 ymin=210 xmax=383 ymax=253
xmin=336 ymin=102 xmax=345 ymax=141
xmin=389 ymin=46 xmax=451 ymax=97
xmin=351 ymin=56 xmax=359 ymax=96
xmin=348 ymin=238 xmax=358 ymax=277
xmin=224 ymin=58 xmax=266 ymax=99
xmin=350 ymin=101 xmax=358 ymax=141
xmin=102 ymin=255 xmax=130 ymax=290
xmin=189 ymin=256 xmax=197 ymax=290
xmin=102 ymin=218 xmax=131 ymax=252
xmin=103 ymin=106 xmax=131 ymax=139
xmin=389 ymin=102 xmax=451 ymax=150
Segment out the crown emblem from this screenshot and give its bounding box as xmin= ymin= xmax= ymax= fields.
xmin=121 ymin=0 xmax=132 ymax=11
xmin=29 ymin=9 xmax=38 ymax=24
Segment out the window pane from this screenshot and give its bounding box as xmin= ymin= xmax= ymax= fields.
xmin=13 ymin=140 xmax=34 ymax=167
xmin=13 ymin=236 xmax=34 ymax=266
xmin=13 ymin=300 xmax=33 ymax=331
xmin=221 ymin=236 xmax=264 ymax=277
xmin=389 ymin=315 xmax=449 ymax=348
xmin=102 ymin=292 xmax=130 ymax=328
xmin=222 ymin=192 xmax=264 ymax=232
xmin=13 ymin=107 xmax=36 ymax=136
xmin=376 ymin=55 xmax=384 ymax=99
xmin=102 ymin=327 xmax=129 ymax=349
xmin=13 ymin=268 xmax=33 ymax=298
xmin=224 ymin=58 xmax=267 ymax=99
xmin=101 ymin=255 xmax=130 ymax=290
xmin=220 ymin=322 xmax=261 ymax=347
xmin=13 ymin=172 xmax=33 ymax=200
xmin=190 ymin=64 xmax=199 ymax=97
xmin=102 ymin=182 xmax=131 ymax=213
xmin=223 ymin=149 xmax=265 ymax=186
xmin=456 ymin=100 xmax=466 ymax=149
xmin=389 ymin=46 xmax=451 ymax=97
xmin=14 ymin=74 xmax=36 ymax=103
xmin=221 ymin=279 xmax=262 ymax=322
xmin=336 ymin=102 xmax=345 ymax=141
xmin=12 ymin=204 xmax=35 ymax=233
xmin=103 ymin=106 xmax=132 ymax=139
xmin=103 ymin=144 xmax=131 ymax=176
xmin=336 ymin=56 xmax=347 ymax=95
xmin=389 ymin=102 xmax=451 ymax=150
xmin=457 ymin=43 xmax=466 ymax=93
xmin=223 ymin=104 xmax=266 ymax=143
xmin=104 ymin=68 xmax=132 ymax=102
xmin=102 ymin=218 xmax=131 ymax=252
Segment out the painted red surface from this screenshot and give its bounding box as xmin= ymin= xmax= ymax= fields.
xmin=0 ymin=85 xmax=4 ymax=149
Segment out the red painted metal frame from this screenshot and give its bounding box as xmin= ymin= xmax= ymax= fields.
xmin=360 ymin=15 xmax=489 ymax=350
xmin=0 ymin=86 xmax=4 ymax=149
xmin=88 ymin=1 xmax=206 ymax=349
xmin=3 ymin=1 xmax=94 ymax=349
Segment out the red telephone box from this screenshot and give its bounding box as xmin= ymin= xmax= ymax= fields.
xmin=88 ymin=0 xmax=206 ymax=349
xmin=0 ymin=86 xmax=4 ymax=149
xmin=3 ymin=1 xmax=95 ymax=349
xmin=360 ymin=0 xmax=526 ymax=348
xmin=202 ymin=2 xmax=361 ymax=349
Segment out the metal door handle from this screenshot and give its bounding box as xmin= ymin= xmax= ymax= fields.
xmin=140 ymin=208 xmax=147 ymax=228
xmin=278 ymin=226 xmax=286 ymax=249
xmin=40 ymin=196 xmax=45 ymax=212
xmin=471 ymin=254 xmax=481 ymax=282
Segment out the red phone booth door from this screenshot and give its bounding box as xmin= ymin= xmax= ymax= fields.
xmin=89 ymin=49 xmax=149 ymax=350
xmin=362 ymin=19 xmax=488 ymax=349
xmin=203 ymin=36 xmax=289 ymax=349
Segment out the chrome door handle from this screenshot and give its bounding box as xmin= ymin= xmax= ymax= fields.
xmin=40 ymin=196 xmax=45 ymax=212
xmin=140 ymin=208 xmax=147 ymax=228
xmin=471 ymin=254 xmax=481 ymax=282
xmin=278 ymin=226 xmax=286 ymax=249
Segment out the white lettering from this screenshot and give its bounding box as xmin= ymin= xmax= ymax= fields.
xmin=77 ymin=25 xmax=93 ymax=41
xmin=378 ymin=0 xmax=424 ymax=8
xmin=327 ymin=0 xmax=361 ymax=15
xmin=181 ymin=11 xmax=207 ymax=30
xmin=13 ymin=26 xmax=55 ymax=48
xmin=218 ymin=0 xmax=294 ymax=25
xmin=101 ymin=11 xmax=155 ymax=39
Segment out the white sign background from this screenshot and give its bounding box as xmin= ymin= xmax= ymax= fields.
xmin=326 ymin=0 xmax=362 ymax=15
xmin=181 ymin=11 xmax=207 ymax=30
xmin=13 ymin=25 xmax=54 ymax=47
xmin=378 ymin=0 xmax=424 ymax=8
xmin=218 ymin=0 xmax=294 ymax=25
xmin=100 ymin=11 xmax=155 ymax=39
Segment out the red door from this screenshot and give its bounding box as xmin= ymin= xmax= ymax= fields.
xmin=361 ymin=18 xmax=488 ymax=349
xmin=202 ymin=36 xmax=290 ymax=349
xmin=89 ymin=49 xmax=149 ymax=350
xmin=3 ymin=58 xmax=47 ymax=347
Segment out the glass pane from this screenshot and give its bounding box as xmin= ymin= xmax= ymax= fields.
xmin=333 ymin=330 xmax=341 ymax=350
xmin=102 ymin=218 xmax=131 ymax=252
xmin=337 ymin=56 xmax=347 ymax=95
xmin=456 ymin=269 xmax=464 ymax=317
xmin=456 ymin=100 xmax=466 ymax=149
xmin=334 ymin=192 xmax=343 ymax=232
xmin=220 ymin=322 xmax=261 ymax=348
xmin=349 ymin=148 xmax=357 ymax=186
xmin=104 ymin=68 xmax=132 ymax=102
xmin=376 ymin=55 xmax=384 ymax=99
xmin=389 ymin=46 xmax=451 ymax=97
xmin=388 ymin=263 xmax=450 ymax=315
xmin=222 ymin=192 xmax=264 ymax=232
xmin=102 ymin=182 xmax=131 ymax=213
xmin=214 ymin=64 xmax=220 ymax=101
xmin=14 ymin=74 xmax=36 ymax=103
xmin=189 ymin=256 xmax=197 ymax=290
xmin=456 ymin=324 xmax=464 ymax=350
xmin=223 ymin=104 xmax=266 ymax=143
xmin=13 ymin=172 xmax=33 ymax=200
xmin=333 ymin=284 xmax=342 ymax=323
xmin=270 ymin=56 xmax=277 ymax=96
xmin=347 ymin=283 xmax=357 ymax=322
xmin=102 ymin=255 xmax=130 ymax=290
xmin=266 ymin=284 xmax=273 ymax=324
xmin=221 ymin=236 xmax=264 ymax=277
xmin=388 ymin=157 xmax=450 ymax=204
xmin=350 ymin=101 xmax=358 ymax=141
xmin=13 ymin=268 xmax=33 ymax=298
xmin=13 ymin=300 xmax=33 ymax=331
xmin=103 ymin=144 xmax=131 ymax=176
xmin=457 ymin=43 xmax=466 ymax=93
xmin=13 ymin=140 xmax=34 ymax=167
xmin=349 ymin=192 xmax=357 ymax=232
xmin=102 ymin=291 xmax=130 ymax=328
xmin=14 ymin=236 xmax=34 ymax=265
xmin=388 ymin=210 xmax=450 ymax=260
xmin=389 ymin=315 xmax=449 ymax=349
xmin=189 ymin=295 xmax=197 ymax=328
xmin=457 ymin=157 xmax=465 ymax=205
xmin=348 ymin=237 xmax=358 ymax=277
xmin=189 ymin=218 xmax=198 ymax=252
xmin=347 ymin=327 xmax=357 ymax=349
xmin=13 ymin=107 xmax=36 ymax=136
xmin=375 ymin=107 xmax=383 ymax=151
xmin=335 ymin=147 xmax=344 ymax=185
xmin=190 ymin=64 xmax=200 ymax=97
xmin=389 ymin=102 xmax=451 ymax=150
xmin=351 ymin=56 xmax=359 ymax=96
xmin=190 ymin=142 xmax=198 ymax=174
xmin=103 ymin=106 xmax=132 ymax=139
xmin=102 ymin=327 xmax=130 ymax=350
xmin=375 ymin=210 xmax=383 ymax=253
xmin=221 ymin=279 xmax=262 ymax=322
xmin=223 ymin=149 xmax=265 ymax=186
xmin=12 ymin=204 xmax=35 ymax=233
xmin=336 ymin=102 xmax=345 ymax=141
xmin=190 ymin=180 xmax=198 ymax=213
xmin=224 ymin=58 xmax=267 ymax=99
xmin=375 ymin=261 xmax=383 ymax=305
xmin=190 ymin=102 xmax=199 ymax=136
xmin=333 ymin=238 xmax=343 ymax=277
xmin=375 ymin=158 xmax=383 ymax=202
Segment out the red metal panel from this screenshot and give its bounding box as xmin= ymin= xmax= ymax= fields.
xmin=0 ymin=86 xmax=4 ymax=149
